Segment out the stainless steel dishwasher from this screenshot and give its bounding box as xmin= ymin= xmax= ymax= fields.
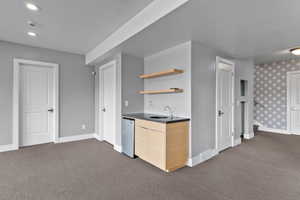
xmin=121 ymin=117 xmax=135 ymax=158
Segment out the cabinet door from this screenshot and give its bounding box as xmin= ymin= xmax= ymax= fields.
xmin=166 ymin=122 xmax=188 ymax=171
xmin=135 ymin=126 xmax=148 ymax=159
xmin=147 ymin=129 xmax=166 ymax=170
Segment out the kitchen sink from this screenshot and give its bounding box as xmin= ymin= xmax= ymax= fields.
xmin=149 ymin=116 xmax=168 ymax=119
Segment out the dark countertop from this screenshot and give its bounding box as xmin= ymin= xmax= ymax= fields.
xmin=122 ymin=113 xmax=190 ymax=124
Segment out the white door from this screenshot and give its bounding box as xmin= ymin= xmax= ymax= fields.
xmin=217 ymin=59 xmax=234 ymax=151
xmin=20 ymin=65 xmax=54 ymax=147
xmin=99 ymin=62 xmax=116 ymax=145
xmin=288 ymin=72 xmax=300 ymax=135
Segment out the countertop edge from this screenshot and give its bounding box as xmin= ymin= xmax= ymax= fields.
xmin=122 ymin=114 xmax=190 ymax=124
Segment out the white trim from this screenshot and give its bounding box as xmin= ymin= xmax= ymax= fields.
xmin=86 ymin=0 xmax=189 ymax=64
xmin=114 ymin=145 xmax=122 ymax=153
xmin=58 ymin=134 xmax=123 ymax=153
xmin=287 ymin=70 xmax=300 ymax=134
xmin=13 ymin=58 xmax=59 ymax=149
xmin=287 ymin=71 xmax=292 ymax=133
xmin=258 ymin=126 xmax=291 ymax=135
xmin=215 ymin=57 xmax=235 ymax=152
xmin=187 ymin=149 xmax=219 ymax=167
xmin=56 ymin=134 xmax=95 ymax=143
xmin=254 ymin=120 xmax=263 ymax=127
xmin=243 ymin=101 xmax=250 ymax=137
xmin=13 ymin=60 xmax=20 ymax=150
xmin=98 ymin=60 xmax=119 ymax=147
xmin=0 ymin=134 xmax=126 ymax=153
xmin=0 ymin=144 xmax=18 ymax=153
xmin=232 ymin=137 xmax=242 ymax=147
xmin=244 ymin=132 xmax=255 ymax=139
xmin=116 ymin=59 xmax=122 ymax=152
xmin=186 ymin=42 xmax=192 ymax=160
xmin=94 ymin=133 xmax=103 ymax=141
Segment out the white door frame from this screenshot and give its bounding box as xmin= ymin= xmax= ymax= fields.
xmin=98 ymin=60 xmax=118 ymax=147
xmin=215 ymin=56 xmax=235 ymax=152
xmin=287 ymin=70 xmax=300 ymax=135
xmin=13 ymin=58 xmax=59 ymax=149
xmin=242 ymin=101 xmax=249 ymax=137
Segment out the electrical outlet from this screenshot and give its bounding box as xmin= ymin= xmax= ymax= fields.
xmin=124 ymin=100 xmax=129 ymax=107
xmin=149 ymin=100 xmax=153 ymax=107
xmin=81 ymin=124 xmax=86 ymax=130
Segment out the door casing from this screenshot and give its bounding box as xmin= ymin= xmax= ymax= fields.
xmin=13 ymin=59 xmax=59 ymax=149
xmin=98 ymin=60 xmax=118 ymax=146
xmin=287 ymin=70 xmax=300 ymax=135
xmin=215 ymin=57 xmax=235 ymax=152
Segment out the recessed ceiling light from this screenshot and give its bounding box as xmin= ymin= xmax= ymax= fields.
xmin=26 ymin=2 xmax=39 ymax=11
xmin=290 ymin=48 xmax=300 ymax=56
xmin=27 ymin=31 xmax=37 ymax=37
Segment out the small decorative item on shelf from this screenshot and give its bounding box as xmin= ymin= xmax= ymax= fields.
xmin=139 ymin=68 xmax=184 ymax=94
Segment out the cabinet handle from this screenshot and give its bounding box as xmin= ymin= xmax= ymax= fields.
xmin=137 ymin=126 xmax=162 ymax=133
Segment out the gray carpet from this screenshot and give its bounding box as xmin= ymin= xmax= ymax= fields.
xmin=1 ymin=132 xmax=300 ymax=200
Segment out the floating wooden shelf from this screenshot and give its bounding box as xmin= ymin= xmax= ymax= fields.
xmin=139 ymin=88 xmax=183 ymax=94
xmin=139 ymin=69 xmax=184 ymax=79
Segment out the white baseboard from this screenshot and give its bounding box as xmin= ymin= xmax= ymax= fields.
xmin=94 ymin=133 xmax=122 ymax=153
xmin=187 ymin=149 xmax=218 ymax=167
xmin=232 ymin=137 xmax=242 ymax=147
xmin=0 ymin=133 xmax=123 ymax=153
xmin=94 ymin=133 xmax=103 ymax=141
xmin=258 ymin=126 xmax=291 ymax=135
xmin=254 ymin=120 xmax=263 ymax=127
xmin=114 ymin=145 xmax=122 ymax=153
xmin=0 ymin=144 xmax=18 ymax=153
xmin=56 ymin=133 xmax=95 ymax=143
xmin=254 ymin=121 xmax=291 ymax=135
xmin=244 ymin=131 xmax=255 ymax=139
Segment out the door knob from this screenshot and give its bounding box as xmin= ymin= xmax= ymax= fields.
xmin=218 ymin=110 xmax=224 ymax=117
xmin=48 ymin=108 xmax=54 ymax=112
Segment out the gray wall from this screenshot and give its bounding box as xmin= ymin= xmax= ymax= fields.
xmin=191 ymin=42 xmax=255 ymax=158
xmin=143 ymin=41 xmax=216 ymax=158
xmin=122 ymin=54 xmax=144 ymax=114
xmin=191 ymin=42 xmax=219 ymax=157
xmin=0 ymin=41 xmax=94 ymax=145
xmin=254 ymin=58 xmax=300 ymax=130
xmin=144 ymin=42 xmax=191 ymax=117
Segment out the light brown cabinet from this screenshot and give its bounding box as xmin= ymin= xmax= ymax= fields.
xmin=135 ymin=119 xmax=188 ymax=172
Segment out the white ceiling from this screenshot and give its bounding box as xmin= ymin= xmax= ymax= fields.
xmin=0 ymin=0 xmax=153 ymax=54
xmin=1 ymin=0 xmax=300 ymax=64
xmin=93 ymin=0 xmax=300 ymax=64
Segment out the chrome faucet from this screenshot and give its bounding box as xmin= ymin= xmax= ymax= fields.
xmin=164 ymin=106 xmax=174 ymax=119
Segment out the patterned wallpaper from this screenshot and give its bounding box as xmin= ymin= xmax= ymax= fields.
xmin=254 ymin=58 xmax=300 ymax=129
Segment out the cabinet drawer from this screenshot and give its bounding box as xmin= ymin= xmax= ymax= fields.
xmin=135 ymin=119 xmax=166 ymax=132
